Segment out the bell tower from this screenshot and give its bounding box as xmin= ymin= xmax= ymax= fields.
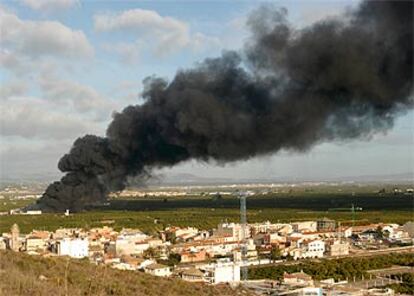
xmin=10 ymin=223 xmax=20 ymax=251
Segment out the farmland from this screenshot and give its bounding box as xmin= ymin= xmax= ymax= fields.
xmin=1 ymin=186 xmax=413 ymax=233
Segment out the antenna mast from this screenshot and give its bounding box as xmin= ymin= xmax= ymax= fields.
xmin=240 ymin=191 xmax=248 ymax=282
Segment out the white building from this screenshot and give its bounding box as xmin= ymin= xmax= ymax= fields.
xmin=288 ymin=239 xmax=325 ymax=260
xmin=145 ymin=263 xmax=171 ymax=277
xmin=56 ymin=238 xmax=89 ymax=258
xmin=339 ymin=226 xmax=353 ymax=238
xmin=203 ymin=260 xmax=240 ymax=284
xmin=367 ymin=288 xmax=395 ymax=296
xmin=245 ymin=238 xmax=258 ymax=260
xmin=24 ymin=210 xmax=42 ymax=215
xmin=298 ymin=287 xmax=323 ymax=296
xmin=0 ymin=237 xmax=7 ymax=250
xmin=304 ymin=239 xmax=325 ymax=258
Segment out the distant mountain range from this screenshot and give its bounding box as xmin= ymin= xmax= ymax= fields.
xmin=146 ymin=172 xmax=414 ymax=186
xmin=1 ymin=171 xmax=412 ymax=186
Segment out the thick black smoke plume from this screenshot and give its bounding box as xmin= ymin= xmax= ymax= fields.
xmin=34 ymin=0 xmax=413 ymax=211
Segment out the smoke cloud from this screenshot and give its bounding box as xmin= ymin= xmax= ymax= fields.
xmin=34 ymin=0 xmax=413 ymax=211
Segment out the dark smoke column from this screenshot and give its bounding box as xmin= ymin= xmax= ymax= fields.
xmin=34 ymin=0 xmax=413 ymax=212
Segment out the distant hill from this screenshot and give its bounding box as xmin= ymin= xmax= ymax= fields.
xmin=0 ymin=251 xmax=247 ymax=296
xmin=1 ymin=171 xmax=412 ymax=187
xmin=147 ymin=172 xmax=414 ymax=186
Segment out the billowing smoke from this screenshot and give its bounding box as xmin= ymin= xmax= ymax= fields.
xmin=34 ymin=0 xmax=413 ymax=211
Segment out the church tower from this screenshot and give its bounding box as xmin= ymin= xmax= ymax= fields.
xmin=10 ymin=223 xmax=20 ymax=251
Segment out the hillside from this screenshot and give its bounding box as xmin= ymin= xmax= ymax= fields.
xmin=0 ymin=251 xmax=249 ymax=296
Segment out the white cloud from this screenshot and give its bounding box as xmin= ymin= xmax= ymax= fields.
xmin=112 ymin=80 xmax=142 ymax=92
xmin=228 ymin=15 xmax=247 ymax=32
xmin=109 ymin=79 xmax=143 ymax=105
xmin=0 ymin=9 xmax=93 ymax=59
xmin=38 ymin=75 xmax=116 ymax=121
xmin=0 ymin=79 xmax=28 ymax=98
xmin=20 ymin=0 xmax=78 ymax=12
xmin=0 ymin=96 xmax=104 ymax=140
xmin=103 ymin=41 xmax=143 ymax=64
xmin=94 ymin=8 xmax=187 ymax=36
xmin=189 ymin=32 xmax=220 ymax=54
xmin=0 ymin=50 xmax=23 ymax=73
xmin=94 ymin=9 xmax=219 ymax=57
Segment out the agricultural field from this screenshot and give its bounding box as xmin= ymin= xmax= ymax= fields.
xmin=1 ymin=185 xmax=413 ymax=234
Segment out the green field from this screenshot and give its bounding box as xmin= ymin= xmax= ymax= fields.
xmin=1 ymin=191 xmax=413 ymax=234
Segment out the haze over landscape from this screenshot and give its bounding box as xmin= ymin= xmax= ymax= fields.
xmin=1 ymin=0 xmax=413 ymax=186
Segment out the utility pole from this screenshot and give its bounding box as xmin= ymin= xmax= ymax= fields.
xmin=337 ymin=221 xmax=342 ymax=242
xmin=351 ymin=204 xmax=356 ymax=227
xmin=351 ymin=204 xmax=362 ymax=227
xmin=328 ymin=204 xmax=362 ymax=227
xmin=240 ymin=191 xmax=248 ymax=282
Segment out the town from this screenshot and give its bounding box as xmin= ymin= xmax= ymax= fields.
xmin=2 ymin=215 xmax=413 ymax=295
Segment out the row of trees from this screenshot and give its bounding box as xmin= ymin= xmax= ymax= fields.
xmin=388 ymin=273 xmax=414 ymax=294
xmin=248 ymin=253 xmax=414 ymax=281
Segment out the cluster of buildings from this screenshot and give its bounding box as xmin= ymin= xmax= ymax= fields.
xmin=1 ymin=219 xmax=413 ymax=287
xmin=0 ymin=184 xmax=43 ymax=200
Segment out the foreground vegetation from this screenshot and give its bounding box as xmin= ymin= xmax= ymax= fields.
xmin=248 ymin=253 xmax=414 ymax=281
xmin=0 ymin=251 xmax=247 ymax=296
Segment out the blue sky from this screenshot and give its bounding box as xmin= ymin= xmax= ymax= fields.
xmin=1 ymin=0 xmax=413 ymax=182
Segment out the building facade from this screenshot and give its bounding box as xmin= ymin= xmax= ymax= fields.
xmin=56 ymin=238 xmax=89 ymax=258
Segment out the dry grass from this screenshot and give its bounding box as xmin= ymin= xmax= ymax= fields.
xmin=0 ymin=251 xmax=250 ymax=296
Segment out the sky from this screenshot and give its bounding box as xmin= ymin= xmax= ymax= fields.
xmin=0 ymin=0 xmax=413 ymax=182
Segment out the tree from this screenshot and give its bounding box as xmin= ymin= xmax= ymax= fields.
xmin=143 ymin=247 xmax=156 ymax=259
xmin=167 ymin=253 xmax=181 ymax=266
xmin=376 ymin=226 xmax=384 ymax=239
xmin=270 ymin=247 xmax=282 ymax=261
xmin=212 ymin=193 xmax=222 ymax=202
